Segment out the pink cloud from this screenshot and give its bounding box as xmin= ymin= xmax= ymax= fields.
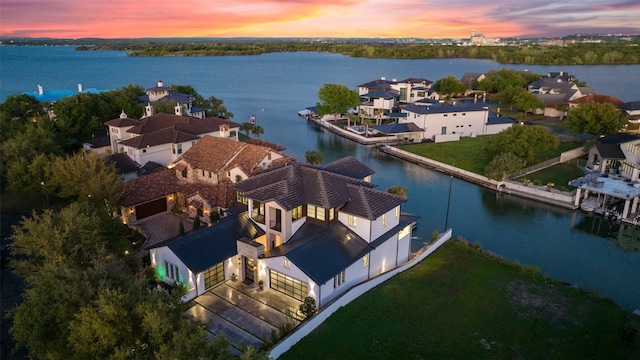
xmin=0 ymin=0 xmax=638 ymax=38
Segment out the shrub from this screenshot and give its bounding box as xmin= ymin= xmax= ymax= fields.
xmin=533 ymin=179 xmax=543 ymax=186
xmin=179 ymin=220 xmax=185 ymax=235
xmin=193 ymin=215 xmax=201 ymax=230
xmin=430 ymin=230 xmax=440 ymax=244
xmin=299 ymin=296 xmax=318 ymax=320
xmin=209 ymin=211 xmax=220 ymax=223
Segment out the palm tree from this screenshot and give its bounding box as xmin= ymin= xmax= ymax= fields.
xmin=305 ymin=150 xmax=324 ymax=165
xmin=251 ymin=125 xmax=264 ymax=139
xmin=239 ymin=122 xmax=254 ymax=139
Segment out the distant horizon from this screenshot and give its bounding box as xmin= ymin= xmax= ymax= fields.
xmin=2 ymin=1 xmax=639 ymax=40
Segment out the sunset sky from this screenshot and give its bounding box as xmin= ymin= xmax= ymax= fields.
xmin=1 ymin=0 xmax=639 ymax=39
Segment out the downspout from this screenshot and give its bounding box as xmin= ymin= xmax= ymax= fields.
xmin=396 ymin=231 xmax=400 ymax=268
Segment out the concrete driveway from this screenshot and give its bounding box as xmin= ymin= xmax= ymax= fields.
xmin=185 ymin=282 xmax=302 ymax=353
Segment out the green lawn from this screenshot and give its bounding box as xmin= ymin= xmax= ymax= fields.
xmin=517 ymin=161 xmax=587 ymax=191
xmin=398 ymin=137 xmax=585 ymax=176
xmin=280 ymin=241 xmax=639 ymax=360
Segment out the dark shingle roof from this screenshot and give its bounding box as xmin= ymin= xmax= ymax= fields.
xmin=321 ymin=156 xmax=375 ymax=181
xmin=341 ymin=184 xmax=406 ymax=220
xmin=108 ymin=153 xmax=140 ymax=174
xmin=83 ymin=136 xmax=111 ymax=148
xmin=595 ymin=133 xmax=640 ymax=159
xmin=149 ymin=212 xmax=264 ymax=273
xmin=620 ymin=101 xmax=640 ymax=112
xmin=266 ymin=221 xmax=372 ymax=284
xmin=402 ymin=102 xmax=487 ymax=115
xmin=361 ymin=90 xmax=398 ymax=100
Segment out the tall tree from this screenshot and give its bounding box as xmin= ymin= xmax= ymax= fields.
xmin=432 ymin=75 xmax=466 ymax=98
xmin=239 ymin=122 xmax=255 ymax=139
xmin=513 ymin=91 xmax=545 ymax=118
xmin=495 ymin=86 xmax=525 ymax=111
xmin=251 ymin=125 xmax=264 ymax=139
xmin=202 ymin=96 xmax=234 ymax=119
xmin=316 ymin=83 xmax=359 ymax=119
xmin=50 ymin=152 xmax=125 ymax=210
xmin=565 ymin=102 xmax=629 ymax=138
xmin=6 ymin=153 xmax=59 ymax=207
xmin=485 ymin=125 xmax=559 ymax=165
xmin=305 ymin=150 xmax=324 ymax=166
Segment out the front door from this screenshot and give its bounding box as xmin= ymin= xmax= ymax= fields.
xmin=244 ymin=257 xmax=256 ymax=283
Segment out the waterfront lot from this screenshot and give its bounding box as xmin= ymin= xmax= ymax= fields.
xmin=281 ymin=240 xmax=640 ymax=360
xmin=399 ymin=137 xmax=585 ymax=176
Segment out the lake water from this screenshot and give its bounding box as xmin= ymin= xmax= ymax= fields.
xmin=1 ymin=46 xmax=639 ymax=310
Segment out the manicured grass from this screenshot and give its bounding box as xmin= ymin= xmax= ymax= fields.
xmin=517 ymin=162 xmax=587 ymax=191
xmin=398 ymin=137 xmax=586 ymax=176
xmin=280 ymin=241 xmax=639 ymax=360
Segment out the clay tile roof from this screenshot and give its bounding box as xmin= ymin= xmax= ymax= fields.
xmin=179 ymin=135 xmax=246 ymax=172
xmin=121 ymin=168 xmax=177 ymax=206
xmin=569 ymin=94 xmax=625 ymax=106
xmin=245 ymin=138 xmax=287 ymax=151
xmin=227 ymin=144 xmax=273 ymax=175
xmin=119 ymin=128 xmax=200 ymax=149
xmin=104 ymin=117 xmax=140 ymax=127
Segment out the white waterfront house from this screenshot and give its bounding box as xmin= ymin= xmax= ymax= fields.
xmin=148 ymin=157 xmax=418 ymax=307
xmin=400 ymin=101 xmax=514 ymax=142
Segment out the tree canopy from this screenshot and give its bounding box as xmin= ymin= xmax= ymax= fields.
xmin=316 ymin=84 xmax=359 ymax=118
xmin=565 ymin=102 xmax=629 ymax=138
xmin=477 ymin=69 xmax=540 ymax=93
xmin=513 ymin=91 xmax=545 ymax=118
xmin=485 ymin=152 xmax=526 ymax=180
xmin=305 ymin=150 xmax=324 ymax=165
xmin=432 ymin=75 xmax=466 ymax=97
xmin=485 ymin=125 xmax=559 ymax=165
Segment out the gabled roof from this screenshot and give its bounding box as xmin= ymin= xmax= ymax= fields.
xmin=128 ymin=113 xmax=239 ymax=136
xmin=341 ymin=184 xmax=406 ymax=220
xmin=121 ymin=168 xmax=178 ymax=206
xmin=149 ymin=212 xmax=265 ymax=273
xmin=397 ymin=77 xmax=432 ymax=85
xmin=230 ymin=162 xmax=376 ymax=211
xmin=265 ymin=221 xmax=372 ymax=285
xmin=595 ymin=133 xmax=640 ymax=159
xmin=402 ymin=102 xmax=488 ymax=115
xmin=373 ymin=122 xmax=423 ymax=134
xmin=358 ymin=78 xmax=395 ymax=89
xmin=569 ymin=94 xmax=624 ymax=106
xmin=244 ymin=138 xmax=286 ymax=151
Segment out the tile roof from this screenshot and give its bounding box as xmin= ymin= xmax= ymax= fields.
xmin=265 ymin=221 xmax=372 ymax=285
xmin=83 ymin=136 xmax=111 ymax=148
xmin=358 ymin=78 xmax=395 ymax=89
xmin=149 ymin=212 xmax=265 ymax=273
xmin=121 ymin=168 xmax=178 ymax=206
xmin=569 ymin=94 xmax=624 ymax=106
xmin=321 ymin=156 xmax=375 ymax=180
xmin=119 ymin=127 xmax=200 ymax=149
xmin=104 ymin=117 xmax=140 ymax=127
xmin=179 ymin=136 xmax=246 ymax=173
xmin=244 ymin=138 xmax=286 ymax=151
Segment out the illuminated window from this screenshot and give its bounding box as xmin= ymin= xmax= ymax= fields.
xmin=362 ymin=254 xmax=369 ymax=267
xmin=236 ymin=191 xmax=248 ymax=205
xmin=307 ymin=204 xmax=316 ymax=218
xmin=292 ymin=206 xmax=303 ymax=220
xmin=329 ymin=208 xmax=335 ymax=221
xmin=381 ymin=213 xmax=387 ymax=227
xmin=395 ymin=206 xmax=400 ymax=219
xmin=316 ymin=207 xmax=325 ymax=221
xmin=348 ymin=215 xmax=357 ymax=227
xmin=283 ymin=258 xmax=291 ymax=269
xmin=333 ymin=270 xmax=346 ymax=288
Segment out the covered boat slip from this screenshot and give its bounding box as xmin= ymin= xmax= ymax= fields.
xmin=573 ymin=173 xmax=640 ymax=222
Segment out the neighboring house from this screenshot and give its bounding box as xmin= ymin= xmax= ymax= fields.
xmin=107 ymin=153 xmax=140 ymax=181
xmin=148 ymin=157 xmax=418 ymax=306
xmin=573 ymin=133 xmax=640 ymax=220
xmin=140 ymin=80 xmax=206 ymax=119
xmin=120 ymin=135 xmax=292 ymax=224
xmin=620 ymin=101 xmax=640 ymax=132
xmin=400 ymin=101 xmax=513 ymax=142
xmin=103 ymin=111 xmax=241 ymax=167
xmin=528 ymin=74 xmax=592 ymax=116
xmin=460 ymin=72 xmax=485 ymax=92
xmin=357 ymin=77 xmax=436 ymax=118
xmin=82 ymin=135 xmax=111 ymax=156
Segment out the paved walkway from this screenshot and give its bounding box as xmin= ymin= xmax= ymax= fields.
xmin=185 ymin=282 xmax=302 ymax=353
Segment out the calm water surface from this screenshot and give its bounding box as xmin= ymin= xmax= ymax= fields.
xmin=1 ymin=46 xmax=639 ymax=309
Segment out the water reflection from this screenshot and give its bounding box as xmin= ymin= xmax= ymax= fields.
xmin=573 ymin=214 xmax=640 ymax=252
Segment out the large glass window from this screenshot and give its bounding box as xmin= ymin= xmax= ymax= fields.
xmin=269 ymin=270 xmax=308 ymax=302
xmin=164 ymin=260 xmax=179 ymax=281
xmin=236 ymin=191 xmax=248 ymax=205
xmin=348 ymin=215 xmax=357 ymax=227
xmin=292 ymin=206 xmax=303 ymax=220
xmin=334 ymin=270 xmax=346 ymax=288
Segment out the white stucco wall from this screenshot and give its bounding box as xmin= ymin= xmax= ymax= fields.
xmin=150 ymin=246 xmax=199 ymax=301
xmin=369 ymin=234 xmax=398 ymax=277
xmin=401 ymin=109 xmax=488 ymax=140
xmin=338 ymin=212 xmax=370 ymax=241
xmin=370 ymin=207 xmax=399 ymax=241
xmin=317 ymin=257 xmax=370 ymax=307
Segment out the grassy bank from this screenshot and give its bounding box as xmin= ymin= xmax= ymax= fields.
xmin=398 ymin=137 xmax=585 ymax=176
xmin=281 ymin=240 xmax=639 ymax=359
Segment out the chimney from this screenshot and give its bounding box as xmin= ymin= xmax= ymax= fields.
xmin=120 ymin=110 xmax=127 ymax=119
xmin=157 ymin=80 xmax=163 ymax=87
xmin=381 ymin=77 xmax=386 ymax=81
xmin=78 ymin=83 xmax=83 ymax=93
xmin=38 ymin=85 xmax=43 ymax=96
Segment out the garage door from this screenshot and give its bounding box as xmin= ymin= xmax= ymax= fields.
xmin=269 ymin=269 xmax=308 ymax=302
xmin=135 ymin=198 xmax=167 ymax=219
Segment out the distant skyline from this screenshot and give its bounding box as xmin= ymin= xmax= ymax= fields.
xmin=1 ymin=0 xmax=639 ymax=39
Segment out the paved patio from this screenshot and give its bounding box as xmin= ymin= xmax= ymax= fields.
xmin=185 ymin=281 xmax=302 ymax=353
